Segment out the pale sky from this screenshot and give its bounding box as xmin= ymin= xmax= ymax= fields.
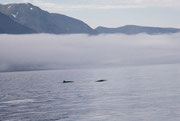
xmin=1 ymin=0 xmax=180 ymax=28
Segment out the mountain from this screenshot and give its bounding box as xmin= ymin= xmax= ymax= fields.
xmin=0 ymin=3 xmax=96 ymax=34
xmin=1 ymin=3 xmax=179 ymax=35
xmin=95 ymin=25 xmax=180 ymax=35
xmin=0 ymin=12 xmax=35 ymax=34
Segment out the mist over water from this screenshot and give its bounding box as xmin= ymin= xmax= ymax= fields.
xmin=1 ymin=34 xmax=180 ymax=121
xmin=0 ymin=33 xmax=180 ymax=72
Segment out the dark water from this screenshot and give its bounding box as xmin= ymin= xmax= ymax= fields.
xmin=1 ymin=64 xmax=180 ymax=121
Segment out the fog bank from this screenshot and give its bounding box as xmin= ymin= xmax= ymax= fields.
xmin=0 ymin=33 xmax=180 ymax=72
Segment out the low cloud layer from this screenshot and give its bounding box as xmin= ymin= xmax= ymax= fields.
xmin=0 ymin=34 xmax=180 ymax=72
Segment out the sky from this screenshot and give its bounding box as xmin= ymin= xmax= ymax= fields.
xmin=0 ymin=0 xmax=180 ymax=28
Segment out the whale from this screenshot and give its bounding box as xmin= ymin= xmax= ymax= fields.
xmin=63 ymin=80 xmax=74 ymax=83
xmin=96 ymin=79 xmax=107 ymax=82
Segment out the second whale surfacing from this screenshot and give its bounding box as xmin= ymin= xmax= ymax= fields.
xmin=96 ymin=79 xmax=107 ymax=82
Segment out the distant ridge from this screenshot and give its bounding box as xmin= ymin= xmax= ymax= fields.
xmin=0 ymin=3 xmax=96 ymax=34
xmin=0 ymin=3 xmax=180 ymax=35
xmin=0 ymin=12 xmax=35 ymax=34
xmin=95 ymin=25 xmax=180 ymax=35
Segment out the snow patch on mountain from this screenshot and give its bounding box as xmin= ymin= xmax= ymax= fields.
xmin=11 ymin=14 xmax=16 ymax=18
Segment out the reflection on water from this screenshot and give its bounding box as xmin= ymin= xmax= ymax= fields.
xmin=0 ymin=64 xmax=180 ymax=121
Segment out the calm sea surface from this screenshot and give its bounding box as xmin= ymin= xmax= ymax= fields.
xmin=1 ymin=64 xmax=180 ymax=121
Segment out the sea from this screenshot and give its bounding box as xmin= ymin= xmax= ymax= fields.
xmin=1 ymin=63 xmax=180 ymax=121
